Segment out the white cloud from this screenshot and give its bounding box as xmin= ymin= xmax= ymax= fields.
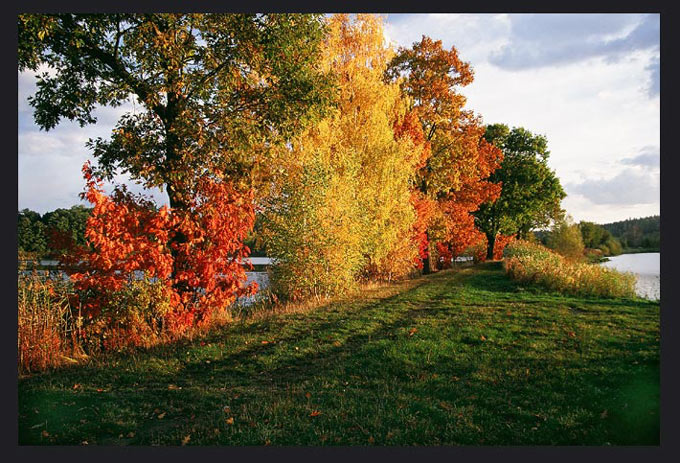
xmin=489 ymin=14 xmax=659 ymax=70
xmin=567 ymin=168 xmax=659 ymax=206
xmin=621 ymin=146 xmax=660 ymax=169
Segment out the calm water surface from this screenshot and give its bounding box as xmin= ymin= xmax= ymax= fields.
xmin=600 ymin=252 xmax=660 ymax=300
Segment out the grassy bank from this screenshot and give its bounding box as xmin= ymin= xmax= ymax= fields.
xmin=18 ymin=262 xmax=659 ymax=446
xmin=504 ymin=241 xmax=637 ymax=299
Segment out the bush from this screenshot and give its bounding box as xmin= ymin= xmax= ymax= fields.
xmin=545 ymin=218 xmax=585 ymax=259
xmin=504 ymin=240 xmax=636 ymax=298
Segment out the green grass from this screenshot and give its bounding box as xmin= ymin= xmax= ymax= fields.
xmin=18 ymin=262 xmax=659 ymax=446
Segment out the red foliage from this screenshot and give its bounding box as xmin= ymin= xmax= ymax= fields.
xmin=437 ymin=131 xmax=503 ymax=260
xmin=435 ymin=242 xmax=453 ymax=269
xmin=168 ymin=176 xmax=257 ymax=330
xmin=409 ymin=191 xmax=437 ymax=268
xmin=65 ymin=162 xmax=256 ymax=336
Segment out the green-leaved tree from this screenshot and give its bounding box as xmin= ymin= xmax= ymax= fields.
xmin=19 ymin=13 xmax=334 ymax=209
xmin=474 ymin=124 xmax=566 ymax=259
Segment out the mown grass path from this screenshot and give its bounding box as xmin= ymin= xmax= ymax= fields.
xmin=19 ymin=262 xmax=659 ymax=445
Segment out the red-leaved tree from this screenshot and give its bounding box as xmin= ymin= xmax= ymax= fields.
xmin=65 ymin=162 xmax=256 ymax=339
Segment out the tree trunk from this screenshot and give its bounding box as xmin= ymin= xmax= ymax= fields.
xmin=421 ymin=230 xmax=431 ymax=275
xmin=486 ymin=233 xmax=496 ymax=261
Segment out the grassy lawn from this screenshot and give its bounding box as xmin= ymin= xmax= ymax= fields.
xmin=18 ymin=262 xmax=659 ymax=446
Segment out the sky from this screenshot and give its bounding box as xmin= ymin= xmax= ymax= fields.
xmin=18 ymin=13 xmax=660 ymax=224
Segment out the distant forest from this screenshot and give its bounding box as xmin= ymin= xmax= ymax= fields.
xmin=602 ymin=215 xmax=660 ymax=251
xmin=18 ymin=206 xmax=90 ymax=259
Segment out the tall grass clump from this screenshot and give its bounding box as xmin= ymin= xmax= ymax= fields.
xmin=18 ymin=271 xmax=84 ymax=374
xmin=504 ymin=240 xmax=637 ymax=298
xmin=18 ymin=265 xmax=239 ymax=374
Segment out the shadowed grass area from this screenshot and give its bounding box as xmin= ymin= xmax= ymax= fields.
xmin=18 ymin=262 xmax=659 ymax=446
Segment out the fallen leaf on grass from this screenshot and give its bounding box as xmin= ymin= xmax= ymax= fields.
xmin=439 ymin=402 xmax=453 ymax=411
xmin=567 ymin=331 xmax=576 ymax=338
xmin=480 ymin=335 xmax=486 ymax=341
xmin=127 ymin=432 xmax=135 ymax=438
xmin=408 ymin=328 xmax=417 ymax=337
xmin=41 ymin=430 xmax=49 ymax=438
xmin=157 ymin=412 xmax=166 ymax=419
xmin=181 ymin=435 xmax=191 ymax=446
xmin=226 ymin=417 xmax=234 ymax=425
xmin=309 ymin=410 xmax=322 ymax=417
xmin=305 ymin=392 xmax=312 ymax=399
xmin=168 ymin=384 xmax=182 ymax=390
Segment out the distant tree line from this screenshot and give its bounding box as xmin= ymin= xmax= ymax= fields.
xmin=602 ymin=216 xmax=660 ymax=251
xmin=18 ymin=206 xmax=91 ymax=258
xmin=534 ymin=215 xmax=659 ymax=260
xmin=578 ymin=221 xmax=623 ymax=256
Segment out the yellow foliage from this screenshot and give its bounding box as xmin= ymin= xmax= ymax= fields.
xmin=261 ymin=14 xmax=420 ymax=299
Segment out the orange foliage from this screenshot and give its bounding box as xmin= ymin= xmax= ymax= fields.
xmin=388 ymin=37 xmax=503 ymax=270
xmin=65 ymin=162 xmax=256 ymax=337
xmin=493 ymin=233 xmax=516 ymax=260
xmin=409 ymin=191 xmax=437 ymax=269
xmin=393 ymin=109 xmax=431 ymax=170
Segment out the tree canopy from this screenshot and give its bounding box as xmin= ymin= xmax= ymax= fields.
xmin=474 ymin=123 xmax=565 ymax=259
xmin=260 ymin=14 xmax=421 ymax=299
xmin=19 ymin=13 xmax=334 ymax=208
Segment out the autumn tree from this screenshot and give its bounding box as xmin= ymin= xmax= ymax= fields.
xmin=474 ymin=124 xmax=566 ymax=259
xmin=19 ymin=13 xmax=335 ymax=316
xmin=385 ymin=36 xmax=503 ymax=272
xmin=260 ymin=14 xmax=421 ymax=299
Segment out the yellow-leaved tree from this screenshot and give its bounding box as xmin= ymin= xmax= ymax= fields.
xmin=261 ymin=14 xmax=421 ymax=300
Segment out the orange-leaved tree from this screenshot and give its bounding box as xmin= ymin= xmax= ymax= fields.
xmin=386 ymin=36 xmax=503 ymax=271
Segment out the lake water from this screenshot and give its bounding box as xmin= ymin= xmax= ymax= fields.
xmin=600 ymin=252 xmax=660 ymax=300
